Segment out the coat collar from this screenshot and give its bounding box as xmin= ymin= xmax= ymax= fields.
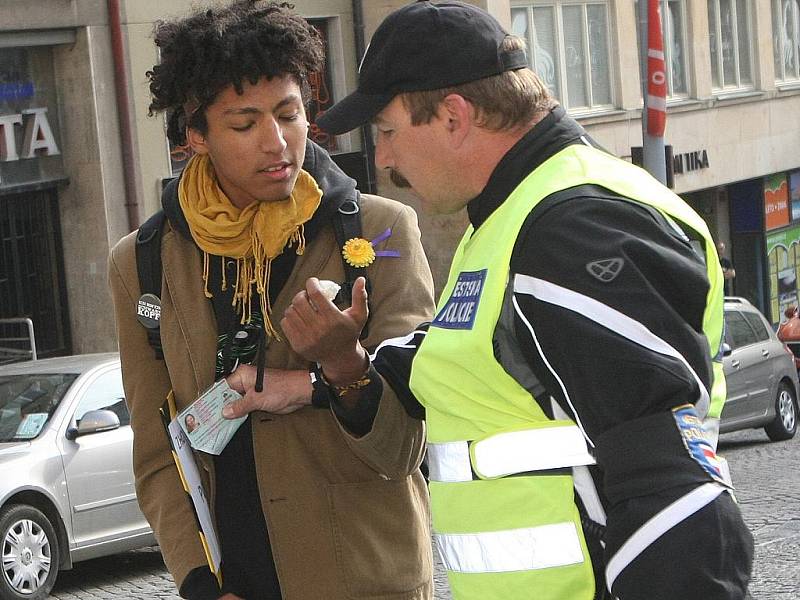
xmin=466 ymin=106 xmax=587 ymax=230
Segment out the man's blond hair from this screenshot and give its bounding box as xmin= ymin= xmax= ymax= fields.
xmin=400 ymin=36 xmax=556 ymax=131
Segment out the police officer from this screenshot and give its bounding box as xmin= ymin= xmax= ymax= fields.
xmin=284 ymin=2 xmax=754 ymax=599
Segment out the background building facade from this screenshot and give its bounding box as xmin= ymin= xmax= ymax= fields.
xmin=0 ymin=0 xmax=368 ymax=357
xmin=0 ymin=0 xmax=798 ymax=357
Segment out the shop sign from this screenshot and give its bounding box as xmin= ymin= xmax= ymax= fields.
xmin=765 ymin=173 xmax=790 ymax=231
xmin=0 ymin=46 xmax=66 ymax=191
xmin=0 ymin=107 xmax=60 ymax=162
xmin=672 ymin=149 xmax=710 ymax=175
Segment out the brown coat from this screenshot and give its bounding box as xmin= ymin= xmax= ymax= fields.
xmin=108 ymin=194 xmax=435 ymax=599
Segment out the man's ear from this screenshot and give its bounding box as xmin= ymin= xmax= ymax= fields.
xmin=439 ymin=93 xmax=472 ymax=149
xmin=186 ymin=126 xmax=209 ymax=155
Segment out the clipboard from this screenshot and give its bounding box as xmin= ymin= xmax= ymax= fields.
xmin=159 ymin=391 xmax=222 ymax=586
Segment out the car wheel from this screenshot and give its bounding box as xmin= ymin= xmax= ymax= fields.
xmin=764 ymin=381 xmax=798 ymax=442
xmin=0 ymin=504 xmax=60 ymax=600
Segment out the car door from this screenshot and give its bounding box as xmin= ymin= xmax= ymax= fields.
xmin=722 ymin=308 xmax=760 ymax=423
xmin=58 ymin=365 xmax=150 ymax=548
xmin=740 ymin=310 xmax=779 ymax=417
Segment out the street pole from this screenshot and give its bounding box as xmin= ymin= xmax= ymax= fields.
xmin=638 ymin=0 xmax=667 ymax=185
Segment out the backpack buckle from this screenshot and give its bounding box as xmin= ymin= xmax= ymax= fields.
xmin=338 ymin=200 xmax=359 ymax=215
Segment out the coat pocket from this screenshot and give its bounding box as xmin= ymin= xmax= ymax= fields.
xmin=327 ymin=474 xmax=432 ymax=599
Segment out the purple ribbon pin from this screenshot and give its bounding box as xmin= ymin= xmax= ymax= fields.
xmin=371 ymin=228 xmax=400 ymax=258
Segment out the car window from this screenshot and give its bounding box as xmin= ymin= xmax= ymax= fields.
xmin=724 ymin=309 xmax=757 ymax=350
xmin=73 ymin=368 xmax=129 ymax=427
xmin=742 ymin=312 xmax=771 ymax=342
xmin=0 ymin=373 xmax=78 ymax=441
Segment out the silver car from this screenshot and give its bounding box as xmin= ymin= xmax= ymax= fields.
xmin=721 ymin=297 xmax=799 ymax=441
xmin=0 ymin=353 xmax=155 ymax=599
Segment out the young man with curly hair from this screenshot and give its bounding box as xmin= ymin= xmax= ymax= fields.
xmin=108 ymin=2 xmax=434 ymax=599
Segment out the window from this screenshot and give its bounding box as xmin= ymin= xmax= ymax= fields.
xmin=708 ymin=0 xmax=754 ymax=90
xmin=511 ymin=1 xmax=614 ymax=112
xmin=742 ymin=312 xmax=771 ymax=342
xmin=773 ymin=0 xmax=800 ymax=83
xmin=0 ymin=373 xmax=77 ymax=441
xmin=636 ymin=1 xmax=689 ymax=97
xmin=725 ymin=309 xmax=757 ymax=349
xmin=307 ymin=18 xmax=338 ymax=153
xmin=73 ymin=368 xmax=129 ymax=427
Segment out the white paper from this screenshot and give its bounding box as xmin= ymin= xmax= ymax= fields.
xmin=318 ymin=279 xmax=341 ymax=302
xmin=167 ymin=418 xmax=222 ymax=574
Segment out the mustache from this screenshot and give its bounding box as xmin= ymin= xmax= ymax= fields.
xmin=389 ymin=169 xmax=411 ymax=188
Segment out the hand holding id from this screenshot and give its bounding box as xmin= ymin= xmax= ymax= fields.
xmin=177 ymin=379 xmax=246 ymax=455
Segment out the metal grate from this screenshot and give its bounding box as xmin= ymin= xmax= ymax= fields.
xmin=0 ymin=188 xmax=71 ymax=361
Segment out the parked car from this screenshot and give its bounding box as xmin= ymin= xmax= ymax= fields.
xmin=720 ymin=297 xmax=799 ymax=441
xmin=0 ymin=353 xmax=155 ymax=599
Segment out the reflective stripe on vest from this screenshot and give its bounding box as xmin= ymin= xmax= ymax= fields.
xmin=428 ymin=424 xmax=595 ymax=483
xmin=435 ymin=522 xmax=584 ymax=574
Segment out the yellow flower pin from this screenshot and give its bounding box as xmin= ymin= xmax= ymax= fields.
xmin=342 ymin=237 xmax=376 ymax=268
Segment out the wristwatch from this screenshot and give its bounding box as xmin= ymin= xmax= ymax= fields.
xmin=309 ymin=363 xmax=333 ymax=409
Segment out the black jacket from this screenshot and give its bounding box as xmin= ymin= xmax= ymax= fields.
xmin=368 ymin=107 xmax=753 ymax=599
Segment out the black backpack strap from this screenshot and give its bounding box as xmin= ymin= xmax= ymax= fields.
xmin=135 ymin=210 xmax=168 ymax=359
xmin=332 ymin=195 xmax=371 ymax=340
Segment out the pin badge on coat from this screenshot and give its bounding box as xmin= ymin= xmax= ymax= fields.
xmin=137 ymin=293 xmax=161 ymax=329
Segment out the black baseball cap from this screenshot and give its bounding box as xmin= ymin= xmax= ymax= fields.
xmin=316 ymin=1 xmax=527 ymax=135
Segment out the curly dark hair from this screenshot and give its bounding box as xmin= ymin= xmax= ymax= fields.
xmin=147 ymin=0 xmax=324 ymax=145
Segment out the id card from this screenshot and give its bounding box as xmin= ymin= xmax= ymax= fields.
xmin=177 ymin=379 xmax=246 ymax=455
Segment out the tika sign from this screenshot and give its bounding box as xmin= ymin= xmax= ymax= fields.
xmin=0 ymin=107 xmax=60 ymax=162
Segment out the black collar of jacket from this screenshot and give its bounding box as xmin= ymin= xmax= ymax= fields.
xmin=161 ymin=139 xmax=357 ymax=243
xmin=466 ymin=105 xmax=588 ymax=230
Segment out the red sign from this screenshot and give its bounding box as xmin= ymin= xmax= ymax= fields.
xmin=765 ymin=173 xmax=790 ymax=231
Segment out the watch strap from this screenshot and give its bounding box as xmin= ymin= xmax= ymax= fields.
xmin=309 ymin=363 xmax=333 ymax=409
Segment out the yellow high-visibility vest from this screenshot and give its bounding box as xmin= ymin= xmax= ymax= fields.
xmin=410 ymin=143 xmax=725 ymax=600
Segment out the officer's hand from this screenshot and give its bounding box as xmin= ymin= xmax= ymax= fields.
xmin=218 ymin=594 xmax=243 ymax=600
xmin=223 ymin=365 xmax=310 ymax=418
xmin=281 ymin=277 xmax=369 ymax=385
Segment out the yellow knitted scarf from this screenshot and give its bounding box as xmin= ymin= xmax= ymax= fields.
xmin=178 ymin=153 xmax=322 ymax=338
